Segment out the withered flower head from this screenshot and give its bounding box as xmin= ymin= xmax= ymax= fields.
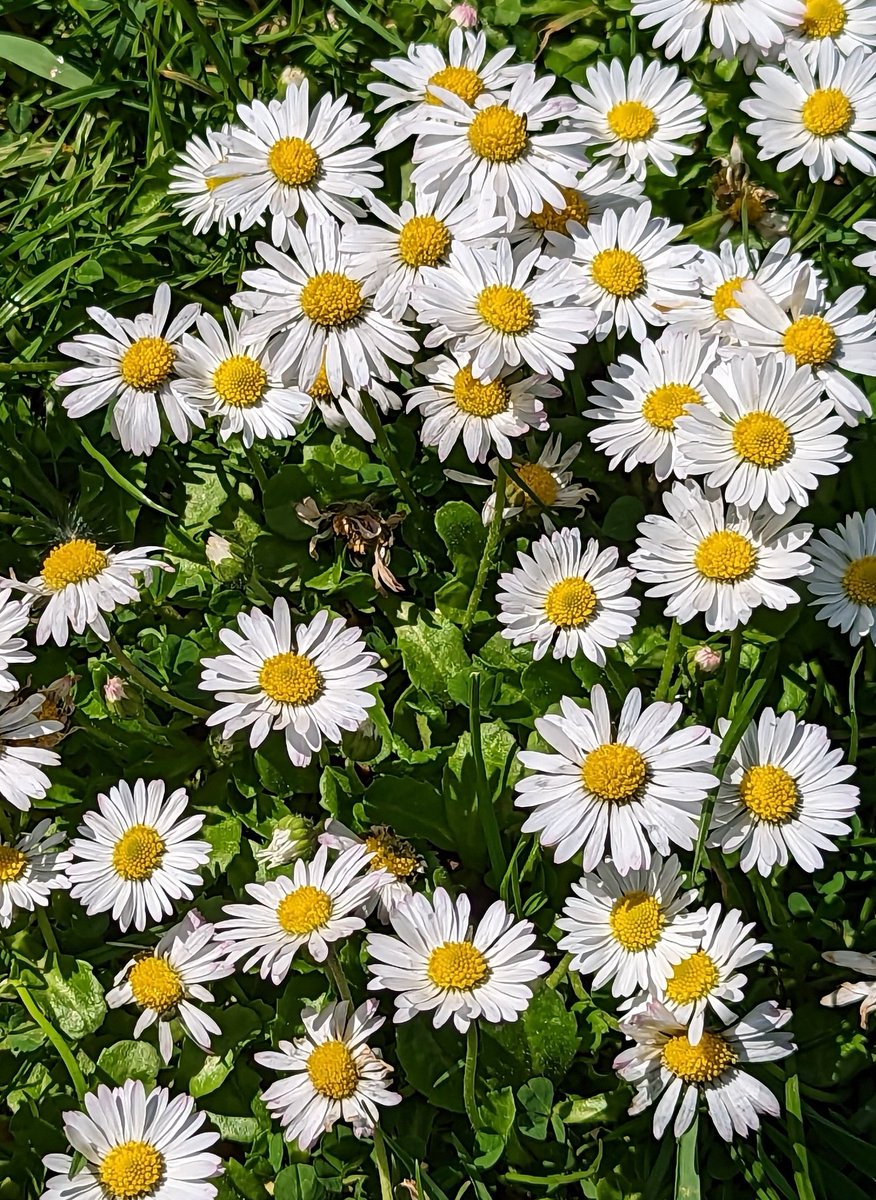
xmin=710 ymin=137 xmax=786 ymax=240
xmin=295 ymin=497 xmax=405 ymax=595
xmin=32 ymin=674 xmax=77 ymax=747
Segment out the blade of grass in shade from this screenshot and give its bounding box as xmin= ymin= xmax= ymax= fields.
xmin=79 ymin=434 xmax=177 ymax=517
xmin=784 ymin=1068 xmax=817 ymax=1200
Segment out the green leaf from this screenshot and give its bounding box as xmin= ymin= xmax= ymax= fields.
xmin=601 ymin=496 xmax=645 ymax=541
xmin=435 ymin=501 xmax=487 ymax=583
xmin=274 ymin=1166 xmax=326 ymax=1200
xmin=482 ymin=987 xmax=580 ymax=1086
xmin=204 ymin=816 xmax=243 ymax=873
xmin=44 ymin=959 xmax=106 ymax=1040
xmin=396 ymin=613 xmax=471 ymax=702
xmin=361 ymin=775 xmax=454 ymax=850
xmin=225 ymin=1160 xmax=268 ymax=1200
xmin=0 ymin=34 xmax=93 ymax=88
xmin=395 ymin=1017 xmax=465 ymax=1112
xmin=97 ymin=1041 xmax=161 ymax=1086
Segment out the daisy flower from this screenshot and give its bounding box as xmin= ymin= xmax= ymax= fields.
xmin=198 ymin=598 xmax=385 ymax=768
xmin=0 ymin=692 xmax=61 ymax=812
xmin=410 ymin=66 xmax=586 ymax=231
xmin=565 ymin=203 xmax=700 ymax=342
xmin=0 ymin=818 xmax=69 ymax=928
xmin=55 ymin=284 xmax=201 ymax=457
xmin=233 ymin=214 xmax=417 ymax=394
xmin=211 ymin=82 xmax=381 ymax=245
xmin=785 ymin=0 xmax=876 ymax=66
xmin=412 ymin=240 xmax=594 ymax=380
xmin=41 ymin=1079 xmax=222 ymax=1200
xmin=628 ymin=0 xmax=800 ymax=64
xmin=586 ymin=328 xmax=718 ymax=482
xmin=569 ymin=56 xmax=706 ymax=182
xmin=0 ymin=590 xmax=34 ymax=692
xmin=320 ymin=820 xmax=423 ymax=921
xmin=367 ymin=887 xmax=548 ymax=1031
xmin=556 ymin=855 xmax=703 ymax=998
xmin=514 ymin=685 xmax=718 ymax=872
xmin=728 ymin=275 xmax=876 ymax=424
xmin=852 ymin=218 xmax=876 ymax=274
xmin=174 ymin=310 xmax=311 ymax=447
xmin=256 ymin=999 xmax=401 ymax=1148
xmin=709 ymin=707 xmax=859 ymax=876
xmin=629 ymin=479 xmax=813 ymax=631
xmin=106 ymin=912 xmax=234 ymax=1063
xmin=742 ymin=43 xmax=876 ymax=182
xmin=216 ymin=844 xmax=383 ymax=984
xmin=821 ymin=949 xmax=876 ymax=1027
xmin=308 ymin=367 xmax=400 ymax=443
xmin=675 ymin=353 xmax=849 ymax=514
xmin=406 ymin=350 xmax=554 ymax=463
xmin=807 ymin=509 xmax=876 ymax=644
xmin=65 ymin=777 xmax=210 ymax=932
xmin=4 ymin=539 xmax=170 ymax=647
xmin=369 ymin=27 xmax=524 ymax=150
xmin=614 ymin=1001 xmax=794 ymax=1140
xmin=168 ymin=126 xmax=237 ymax=236
xmin=511 ymin=161 xmax=644 ymax=256
xmin=496 ymin=526 xmax=639 ymax=663
xmin=341 ymin=179 xmax=504 ymax=319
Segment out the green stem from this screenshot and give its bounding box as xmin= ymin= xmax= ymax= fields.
xmin=325 ymin=947 xmax=353 ymax=1006
xmin=463 ymin=1023 xmax=484 ymax=1131
xmin=0 ymin=807 xmax=15 ymax=841
xmin=36 ymin=907 xmax=59 ymax=955
xmin=716 ymin=627 xmax=742 ymax=724
xmin=794 ymin=180 xmax=825 ymax=245
xmin=848 ymin=644 xmax=864 ymax=763
xmin=469 ymin=672 xmax=507 ymax=884
xmin=655 ymin=619 xmax=682 ymax=703
xmin=545 ymin=952 xmax=571 ymax=989
xmin=784 ymin=1067 xmax=817 ymax=1200
xmin=679 ymin=211 xmax=724 ymax=242
xmin=372 ymin=1127 xmax=394 ymax=1200
xmin=13 ymin=982 xmax=87 ymax=1100
xmin=244 ymin=445 xmax=269 ymax=496
xmin=0 ymin=360 xmax=65 ymax=375
xmin=675 ymin=1115 xmax=701 ymax=1200
xmin=108 ymin=636 xmax=211 ymax=719
xmin=462 ymin=465 xmax=507 ymax=635
xmin=360 ymin=391 xmax=422 ymax=515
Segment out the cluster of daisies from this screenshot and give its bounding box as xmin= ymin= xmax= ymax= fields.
xmin=3 ymin=12 xmax=876 ymax=1197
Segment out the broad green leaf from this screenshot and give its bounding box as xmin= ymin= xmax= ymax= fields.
xmin=395 ymin=1017 xmax=465 ymax=1112
xmin=396 ymin=613 xmax=471 ymax=702
xmin=44 ymin=959 xmax=106 ymax=1040
xmin=97 ymin=1041 xmax=161 ymax=1086
xmin=0 ymin=35 xmax=92 ymax=88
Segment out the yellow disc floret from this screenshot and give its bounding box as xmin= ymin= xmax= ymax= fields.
xmin=259 ymin=652 xmax=323 ymax=705
xmin=591 ymin=248 xmax=646 ymax=298
xmin=544 ymin=577 xmax=598 ymax=628
xmin=665 ymin=950 xmax=720 ymax=1004
xmin=426 ymin=65 xmax=485 ymax=106
xmin=529 ymin=187 xmax=590 ymax=233
xmin=609 ymin=890 xmax=664 ymax=951
xmin=427 ymin=940 xmax=489 ymax=990
xmin=267 ymin=137 xmax=320 ymax=187
xmin=801 ymin=88 xmax=853 ymax=137
xmin=0 ymin=845 xmax=27 ymax=882
xmin=451 ymin=366 xmax=510 ymax=417
xmin=41 ymin=539 xmax=108 ymax=591
xmin=309 ymin=361 xmax=333 ymax=402
xmin=739 ymin=764 xmax=799 ymax=823
xmin=300 ymin=272 xmax=365 ymax=327
xmin=802 ymin=0 xmax=848 ymax=40
xmin=99 ymin=1141 xmax=165 ymax=1199
xmin=398 ymin=215 xmax=451 ymax=268
xmin=642 ymin=383 xmax=702 ymax=431
xmin=607 ymin=100 xmax=657 ymax=142
xmin=476 ymin=284 xmax=535 ymax=335
xmin=365 ymin=830 xmax=419 ymax=879
xmin=306 ymin=1039 xmax=361 ymax=1099
xmin=119 ymin=337 xmax=175 ymax=391
xmin=128 ymin=956 xmax=184 ymax=1014
xmin=712 ymin=276 xmax=745 ymax=321
xmin=732 ymin=412 xmax=793 ymax=468
xmin=213 ymin=355 xmax=268 ymax=408
xmin=582 ymin=743 xmax=648 ymax=804
xmin=842 ymin=555 xmax=876 ymax=606
xmin=782 ymin=314 xmax=837 ymax=367
xmin=511 ymin=462 xmax=560 ymax=508
xmin=468 ymin=105 xmax=528 ymax=163
xmin=277 ymin=884 xmax=333 ymax=935
xmin=661 ymin=1031 xmax=737 ymax=1084
xmin=112 ymin=825 xmax=166 ymax=882
xmin=694 ymin=530 xmax=757 ymax=582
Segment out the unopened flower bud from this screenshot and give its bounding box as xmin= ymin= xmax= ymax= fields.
xmin=104 ymin=676 xmax=127 ymax=704
xmin=279 ymin=65 xmax=307 ymax=93
xmin=693 ymin=645 xmax=722 ymax=674
xmin=341 ymin=717 xmax=382 ymax=762
xmin=205 ymin=533 xmax=243 ymax=582
xmin=255 ymin=816 xmax=314 ymax=870
xmin=449 ymin=2 xmax=478 ymax=27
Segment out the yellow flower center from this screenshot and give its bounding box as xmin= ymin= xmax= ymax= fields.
xmin=426 ymin=65 xmax=485 ymax=106
xmin=476 ymin=284 xmax=535 ymax=335
xmin=309 ymin=361 xmax=333 ymax=401
xmin=802 ymin=0 xmax=847 ymax=39
xmin=608 ymin=890 xmax=664 ymax=951
xmin=259 ymin=652 xmax=323 ymax=705
xmin=128 ymin=956 xmax=185 ymax=1014
xmin=277 ymin=884 xmax=333 ymax=935
xmin=451 ymin=365 xmax=509 ymax=417
xmin=306 ymin=1039 xmax=361 ymax=1099
xmin=99 ymin=1141 xmax=165 ymax=1199
xmin=665 ymin=950 xmax=721 ymax=1004
xmin=212 ymin=354 xmax=268 ymax=408
xmin=112 ymin=825 xmax=166 ymax=882
xmin=712 ymin=276 xmax=745 ymax=321
xmin=0 ymin=845 xmax=27 ymax=882
xmin=544 ymin=576 xmax=598 ymax=628
xmin=607 ymin=100 xmax=657 ymax=141
xmin=591 ymin=248 xmax=645 ymax=298
xmin=365 ymin=831 xmax=419 ymax=878
xmin=739 ymin=764 xmax=799 ymax=823
xmin=300 ymin=272 xmax=365 ymax=327
xmin=267 ymin=136 xmax=320 ymax=187
xmin=581 ymin=743 xmax=648 ymax=804
xmin=801 ymin=87 xmax=854 ymax=136
xmin=732 ymin=412 xmax=793 ymax=468
xmin=694 ymin=530 xmax=757 ymax=583
xmin=397 ymin=214 xmax=451 ymax=268
xmin=842 ymin=555 xmax=876 ymax=606
xmin=510 ymin=462 xmax=560 ymax=508
xmin=642 ymin=383 xmax=702 ymax=431
xmin=468 ymin=105 xmax=529 ymax=163
xmin=427 ymin=940 xmax=489 ymax=990
xmin=41 ymin=539 xmax=109 ymax=591
xmin=119 ymin=337 xmax=175 ymax=391
xmin=529 ymin=187 xmax=590 ymax=233
xmin=782 ymin=314 xmax=837 ymax=367
xmin=661 ymin=1032 xmax=737 ymax=1084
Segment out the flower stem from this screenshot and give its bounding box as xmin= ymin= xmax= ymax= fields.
xmin=13 ymin=982 xmax=87 ymax=1100
xmin=469 ymin=672 xmax=507 ymax=884
xmin=654 ymin=618 xmax=682 ymax=703
xmin=244 ymin=444 xmax=270 ymax=496
xmin=794 ymin=180 xmax=825 ymax=246
xmin=108 ymin=635 xmax=211 ymax=719
xmin=463 ymin=1023 xmax=484 ymax=1131
xmin=715 ymin=627 xmax=743 ymax=723
xmin=462 ymin=465 xmax=507 ymax=635
xmin=37 ymin=907 xmax=59 ymax=955
xmin=360 ymin=391 xmax=422 ymax=515
xmin=325 ymin=946 xmax=353 ymax=1005
xmin=372 ymin=1126 xmax=394 ymax=1200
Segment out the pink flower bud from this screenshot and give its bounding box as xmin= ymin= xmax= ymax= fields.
xmin=694 ymin=646 xmax=722 ymax=674
xmin=104 ymin=676 xmax=127 ymax=703
xmin=449 ymin=3 xmax=478 ymax=28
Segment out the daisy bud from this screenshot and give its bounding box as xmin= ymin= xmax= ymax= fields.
xmin=279 ymin=66 xmax=307 ymax=92
xmin=205 ymin=533 xmax=242 ymax=582
xmin=693 ymin=645 xmax=722 ymax=674
xmin=104 ymin=675 xmax=127 ymax=704
xmin=104 ymin=674 xmax=142 ymax=719
xmin=448 ymin=2 xmax=479 ymax=27
xmin=255 ymin=818 xmax=314 ymax=871
xmin=341 ymin=717 xmax=382 ymax=762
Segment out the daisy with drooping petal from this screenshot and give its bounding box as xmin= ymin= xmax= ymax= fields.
xmin=853 ymin=218 xmax=876 ymax=274
xmin=586 ymin=328 xmax=718 ymax=482
xmin=211 ymin=82 xmax=381 ymax=245
xmin=0 ymin=590 xmax=34 ymax=692
xmin=0 ymin=818 xmax=69 ymax=928
xmin=675 ymin=354 xmax=849 ymax=514
xmin=233 ymin=215 xmax=417 ymax=394
xmin=307 ymin=366 xmax=400 ymax=443
xmin=367 ymin=887 xmax=548 ymax=1031
xmin=4 ymin=540 xmax=170 ymax=647
xmin=569 ymin=56 xmax=706 ymax=182
xmin=410 ymin=66 xmax=586 ymax=231
xmin=216 ymin=844 xmax=383 ymax=984
xmin=320 ymin=820 xmax=423 ymax=921
xmin=199 ymin=598 xmax=385 ymax=768
xmin=821 ymin=949 xmax=876 ymax=1027
xmin=55 ymin=284 xmax=201 ymax=457
xmin=515 ymin=685 xmax=718 ymax=872
xmin=369 ymin=27 xmax=525 ymax=150
xmin=256 ymin=999 xmax=401 ymax=1148
xmin=807 ymin=509 xmax=876 ymax=645
xmin=0 ymin=692 xmax=61 ymax=812
xmin=65 ymin=777 xmax=210 ymax=932
xmin=785 ymin=0 xmax=876 ymax=67
xmin=510 ymin=160 xmax=644 ymax=256
xmin=168 ymin=126 xmax=237 ymax=236
xmin=106 ymin=912 xmax=234 ymax=1063
xmin=629 ymin=0 xmax=800 ymax=64
xmin=614 ymin=1001 xmax=794 ymax=1140
xmin=709 ymin=707 xmax=859 ymax=876
xmin=41 ymin=1079 xmax=222 ymax=1200
xmin=496 ymin=526 xmax=639 ymax=663
xmin=556 ymin=855 xmax=703 ymax=998
xmin=629 ymin=479 xmax=813 ymax=631
xmin=413 ymin=240 xmax=594 ymax=380
xmin=742 ymin=43 xmax=876 ymax=182
xmin=565 ymin=203 xmax=700 ymax=342
xmin=406 ymin=350 xmax=554 ymax=463
xmin=174 ymin=310 xmax=311 ymax=447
